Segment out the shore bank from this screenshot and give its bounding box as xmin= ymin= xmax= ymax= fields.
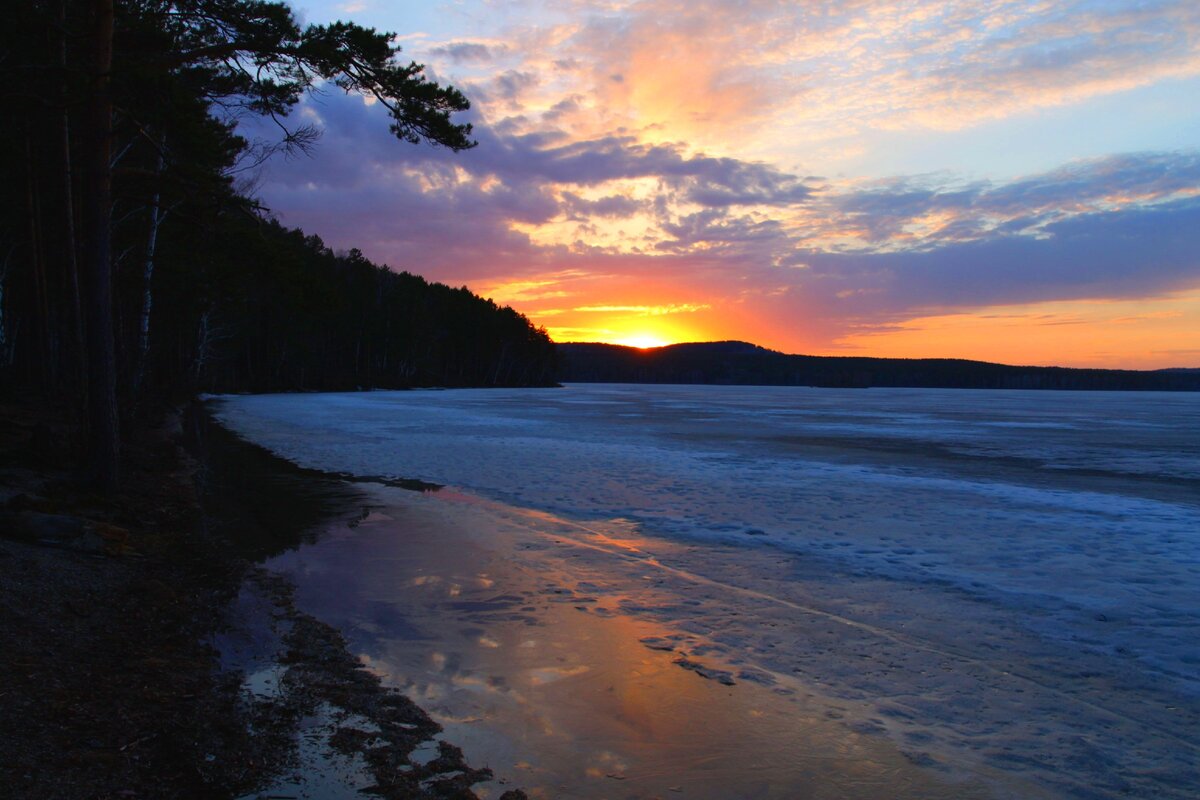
xmin=0 ymin=397 xmax=520 ymax=799
xmin=0 ymin=397 xmax=256 ymax=798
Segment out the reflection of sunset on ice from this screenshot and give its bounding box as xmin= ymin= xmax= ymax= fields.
xmin=220 ymin=388 xmax=1200 ymax=799
xmin=281 ymin=486 xmax=991 ymax=800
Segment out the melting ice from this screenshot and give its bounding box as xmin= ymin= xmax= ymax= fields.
xmin=213 ymin=384 xmax=1200 ymax=798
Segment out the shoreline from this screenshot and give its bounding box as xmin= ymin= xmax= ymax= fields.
xmin=191 ymin=408 xmax=526 ymax=799
xmin=188 ymin=394 xmax=1024 ymax=797
xmin=7 ymin=387 xmax=1197 ymax=798
xmin=0 ymin=397 xmax=522 ymax=799
xmin=0 ymin=397 xmax=258 ymax=798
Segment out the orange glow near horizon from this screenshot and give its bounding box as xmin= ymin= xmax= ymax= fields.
xmin=528 ymin=289 xmax=1200 ymax=370
xmin=826 ymin=291 xmax=1200 ymax=369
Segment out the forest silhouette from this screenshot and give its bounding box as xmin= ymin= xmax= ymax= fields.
xmin=2 ymin=0 xmax=555 ymax=486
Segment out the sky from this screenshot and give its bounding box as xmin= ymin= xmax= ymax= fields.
xmin=249 ymin=0 xmax=1200 ymax=368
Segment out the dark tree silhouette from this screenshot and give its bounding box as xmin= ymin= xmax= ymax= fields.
xmin=73 ymin=0 xmax=472 ymax=487
xmin=83 ymin=0 xmax=119 ymax=488
xmin=0 ymin=1 xmax=555 ymax=493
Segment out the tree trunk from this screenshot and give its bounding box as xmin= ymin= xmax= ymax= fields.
xmin=134 ymin=148 xmax=165 ymax=397
xmin=25 ymin=129 xmax=57 ymax=392
xmin=192 ymin=308 xmax=216 ymax=385
xmin=0 ymin=245 xmax=16 ymax=368
xmin=83 ymin=0 xmax=118 ymax=490
xmin=59 ymin=0 xmax=87 ymax=404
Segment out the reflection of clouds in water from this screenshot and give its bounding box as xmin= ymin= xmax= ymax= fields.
xmin=585 ymin=749 xmax=629 ymax=779
xmin=220 ymin=386 xmax=1200 ymax=687
xmin=247 ymin=388 xmax=1200 ymax=798
xmin=528 ymin=665 xmax=590 ymax=686
xmin=410 ymin=572 xmax=499 ymax=594
xmin=276 ymin=490 xmax=1128 ymax=799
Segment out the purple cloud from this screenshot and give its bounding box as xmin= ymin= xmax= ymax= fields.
xmin=428 ymin=41 xmax=506 ymax=63
xmin=245 ymin=89 xmax=1200 ymax=346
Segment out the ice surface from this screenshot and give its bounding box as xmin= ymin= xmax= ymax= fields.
xmin=213 ymin=384 xmax=1200 ymax=798
xmin=213 ymin=385 xmax=1200 ymax=688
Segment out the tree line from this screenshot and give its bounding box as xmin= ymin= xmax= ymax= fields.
xmin=1 ymin=0 xmax=556 ymax=488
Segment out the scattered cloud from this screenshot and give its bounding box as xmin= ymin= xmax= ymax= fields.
xmin=245 ymin=88 xmax=1200 ymax=356
xmin=573 ymin=303 xmax=711 ymax=315
xmin=419 ymin=0 xmax=1200 ymax=156
xmin=428 ymin=41 xmax=510 ymax=63
xmin=247 ymin=0 xmax=1200 ymax=366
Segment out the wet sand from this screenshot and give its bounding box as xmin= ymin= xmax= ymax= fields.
xmin=268 ymin=484 xmax=1056 ymax=799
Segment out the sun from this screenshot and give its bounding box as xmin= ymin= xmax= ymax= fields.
xmin=611 ymin=333 xmax=671 ymax=349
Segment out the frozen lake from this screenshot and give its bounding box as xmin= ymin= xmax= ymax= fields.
xmin=214 ymin=385 xmax=1200 ymax=798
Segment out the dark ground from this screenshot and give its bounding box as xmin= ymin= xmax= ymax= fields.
xmin=0 ymin=394 xmax=524 ymax=799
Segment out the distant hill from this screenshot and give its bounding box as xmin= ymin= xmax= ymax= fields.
xmin=556 ymin=341 xmax=1200 ymax=391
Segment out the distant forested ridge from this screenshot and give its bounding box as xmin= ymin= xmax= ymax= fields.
xmin=558 ymin=342 xmax=1200 ymax=391
xmin=1 ymin=0 xmax=554 ymax=484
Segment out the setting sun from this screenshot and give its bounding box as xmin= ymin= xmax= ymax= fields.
xmin=611 ymin=333 xmax=671 ymax=349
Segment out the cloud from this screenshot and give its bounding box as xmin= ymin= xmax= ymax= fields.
xmin=573 ymin=303 xmax=711 ymax=315
xmin=231 ymin=0 xmax=1200 ymax=367
xmin=421 ymin=0 xmax=1200 ymax=161
xmin=428 ymin=41 xmax=508 ymax=63
xmin=797 ymin=196 xmax=1200 ymax=318
xmin=248 ymin=81 xmax=1200 ymax=352
xmin=802 ymin=151 xmax=1200 ymax=251
xmin=561 ymin=191 xmax=643 ymax=218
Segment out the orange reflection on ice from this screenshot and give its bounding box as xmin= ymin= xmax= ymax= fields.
xmin=297 ymin=486 xmax=1003 ymax=799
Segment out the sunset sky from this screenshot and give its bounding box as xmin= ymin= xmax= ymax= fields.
xmin=251 ymin=0 xmax=1200 ymax=368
